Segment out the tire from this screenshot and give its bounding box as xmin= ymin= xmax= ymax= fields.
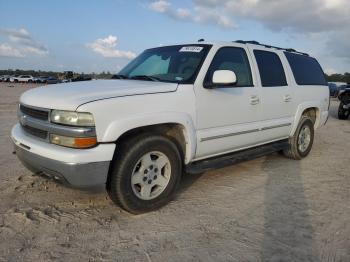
xmin=107 ymin=134 xmax=182 ymax=214
xmin=14 ymin=79 xmax=18 ymax=83
xmin=338 ymin=102 xmax=349 ymax=120
xmin=283 ymin=116 xmax=314 ymax=160
xmin=28 ymin=80 xmax=32 ymax=83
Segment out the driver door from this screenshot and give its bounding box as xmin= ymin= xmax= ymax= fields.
xmin=194 ymin=46 xmax=262 ymax=159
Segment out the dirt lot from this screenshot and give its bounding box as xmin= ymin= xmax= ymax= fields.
xmin=0 ymin=82 xmax=349 ymax=262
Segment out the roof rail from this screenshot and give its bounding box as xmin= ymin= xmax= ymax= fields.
xmin=234 ymin=40 xmax=309 ymax=56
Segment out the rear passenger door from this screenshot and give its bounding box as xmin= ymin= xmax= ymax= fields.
xmin=250 ymin=48 xmax=295 ymax=142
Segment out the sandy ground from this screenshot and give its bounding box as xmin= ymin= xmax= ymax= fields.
xmin=0 ymin=82 xmax=349 ymax=262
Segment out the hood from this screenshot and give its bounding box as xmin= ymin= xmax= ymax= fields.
xmin=20 ymin=80 xmax=178 ymax=110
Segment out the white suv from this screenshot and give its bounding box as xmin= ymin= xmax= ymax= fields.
xmin=11 ymin=40 xmax=329 ymax=213
xmin=11 ymin=75 xmax=36 ymax=83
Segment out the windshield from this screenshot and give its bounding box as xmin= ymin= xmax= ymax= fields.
xmin=118 ymin=44 xmax=211 ymax=83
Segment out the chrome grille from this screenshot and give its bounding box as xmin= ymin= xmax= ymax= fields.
xmin=22 ymin=125 xmax=48 ymax=139
xmin=20 ymin=104 xmax=49 ymax=121
xmin=18 ymin=104 xmax=96 ymax=142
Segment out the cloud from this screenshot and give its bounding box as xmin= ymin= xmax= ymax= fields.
xmin=326 ymin=30 xmax=350 ymax=62
xmin=87 ymin=35 xmax=136 ymax=59
xmin=148 ymin=0 xmax=235 ymax=28
xmin=148 ymin=0 xmax=350 ymax=65
xmin=149 ymin=0 xmax=170 ymax=12
xmin=0 ymin=28 xmax=48 ymax=56
xmin=213 ymin=0 xmax=350 ymax=33
xmin=0 ymin=43 xmax=24 ymax=58
xmin=150 ymin=0 xmax=349 ymax=32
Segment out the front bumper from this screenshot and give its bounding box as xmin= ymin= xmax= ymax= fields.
xmin=11 ymin=124 xmax=115 ymax=187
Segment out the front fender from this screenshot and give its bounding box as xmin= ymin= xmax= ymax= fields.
xmin=102 ymin=112 xmax=197 ymax=164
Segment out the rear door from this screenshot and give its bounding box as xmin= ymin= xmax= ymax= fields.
xmin=249 ymin=47 xmax=295 ymax=142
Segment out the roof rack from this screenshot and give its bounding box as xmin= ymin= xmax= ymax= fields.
xmin=234 ymin=40 xmax=309 ymax=56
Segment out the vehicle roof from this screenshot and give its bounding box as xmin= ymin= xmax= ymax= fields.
xmin=170 ymin=40 xmax=310 ymax=57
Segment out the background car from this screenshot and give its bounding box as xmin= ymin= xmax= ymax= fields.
xmin=328 ymin=83 xmax=338 ymax=97
xmin=338 ymin=84 xmax=348 ymax=93
xmin=9 ymin=75 xmax=20 ymax=82
xmin=17 ymin=75 xmax=35 ymax=83
xmin=0 ymin=75 xmax=10 ymax=82
xmin=46 ymin=77 xmax=60 ymax=84
xmin=10 ymin=75 xmax=35 ymax=83
xmin=35 ymin=76 xmax=49 ymax=83
xmin=71 ymin=74 xmax=92 ymax=82
xmin=36 ymin=76 xmax=60 ymax=84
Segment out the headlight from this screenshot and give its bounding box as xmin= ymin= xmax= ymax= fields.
xmin=51 ymin=110 xmax=95 ymax=126
xmin=50 ymin=134 xmax=97 ymax=148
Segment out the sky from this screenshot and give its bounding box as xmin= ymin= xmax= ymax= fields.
xmin=0 ymin=0 xmax=349 ymax=74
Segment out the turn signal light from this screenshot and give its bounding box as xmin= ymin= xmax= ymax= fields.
xmin=50 ymin=134 xmax=97 ymax=148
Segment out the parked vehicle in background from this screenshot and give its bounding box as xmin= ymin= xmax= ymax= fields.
xmin=338 ymin=84 xmax=347 ymax=92
xmin=36 ymin=76 xmax=50 ymax=83
xmin=36 ymin=76 xmax=60 ymax=84
xmin=9 ymin=75 xmax=20 ymax=82
xmin=328 ymin=83 xmax=338 ymax=97
xmin=11 ymin=75 xmax=35 ymax=83
xmin=12 ymin=40 xmax=329 ymax=214
xmin=338 ymin=84 xmax=350 ymax=119
xmin=71 ymin=74 xmax=92 ymax=82
xmin=46 ymin=77 xmax=60 ymax=84
xmin=0 ymin=75 xmax=11 ymax=82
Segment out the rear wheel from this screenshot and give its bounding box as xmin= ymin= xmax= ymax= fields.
xmin=107 ymin=134 xmax=182 ymax=214
xmin=283 ymin=116 xmax=314 ymax=160
xmin=338 ymin=102 xmax=349 ymax=120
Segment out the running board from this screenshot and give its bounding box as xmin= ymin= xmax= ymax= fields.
xmin=186 ymin=139 xmax=289 ymax=174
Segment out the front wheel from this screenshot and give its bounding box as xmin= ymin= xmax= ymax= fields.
xmin=283 ymin=116 xmax=314 ymax=160
xmin=107 ymin=134 xmax=182 ymax=214
xmin=338 ymin=102 xmax=349 ymax=120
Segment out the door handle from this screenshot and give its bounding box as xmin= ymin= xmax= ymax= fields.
xmin=250 ymin=95 xmax=260 ymax=105
xmin=283 ymin=95 xmax=292 ymax=102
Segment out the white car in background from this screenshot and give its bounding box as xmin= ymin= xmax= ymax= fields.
xmin=11 ymin=75 xmax=36 ymax=83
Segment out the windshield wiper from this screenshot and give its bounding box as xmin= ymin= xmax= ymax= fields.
xmin=111 ymin=74 xmax=129 ymax=79
xmin=129 ymin=75 xmax=160 ymax=82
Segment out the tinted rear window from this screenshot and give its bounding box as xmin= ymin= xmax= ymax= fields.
xmin=284 ymin=52 xmax=327 ymax=85
xmin=254 ymin=50 xmax=287 ymax=87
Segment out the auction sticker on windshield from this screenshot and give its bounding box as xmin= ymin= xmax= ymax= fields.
xmin=179 ymin=46 xmax=203 ymax=52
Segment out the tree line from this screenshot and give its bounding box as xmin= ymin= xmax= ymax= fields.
xmin=1 ymin=69 xmax=349 ymax=83
xmin=326 ymin=72 xmax=350 ymax=84
xmin=0 ymin=69 xmax=114 ymax=79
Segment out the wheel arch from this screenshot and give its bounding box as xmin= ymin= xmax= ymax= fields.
xmin=290 ymin=103 xmax=321 ymax=136
xmin=102 ymin=113 xmax=197 ymax=165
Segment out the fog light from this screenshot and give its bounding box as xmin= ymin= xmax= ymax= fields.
xmin=50 ymin=134 xmax=97 ymax=148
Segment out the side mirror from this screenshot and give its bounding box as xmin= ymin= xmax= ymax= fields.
xmin=204 ymin=70 xmax=237 ymax=88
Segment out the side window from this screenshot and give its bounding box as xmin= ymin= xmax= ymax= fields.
xmin=254 ymin=50 xmax=287 ymax=87
xmin=284 ymin=52 xmax=327 ymax=86
xmin=205 ymin=47 xmax=253 ymax=87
